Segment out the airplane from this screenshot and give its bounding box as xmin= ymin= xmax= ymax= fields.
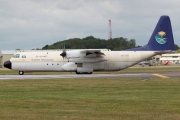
xmin=161 ymin=61 xmax=171 ymax=65
xmin=138 ymin=60 xmax=158 ymax=67
xmin=4 ymin=15 xmax=175 ymax=75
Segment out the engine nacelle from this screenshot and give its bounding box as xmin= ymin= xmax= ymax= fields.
xmin=60 ymin=49 xmax=105 ymax=59
xmin=66 ymin=51 xmax=86 ymax=58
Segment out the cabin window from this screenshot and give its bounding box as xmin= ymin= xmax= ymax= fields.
xmin=13 ymin=54 xmax=20 ymax=58
xmin=22 ymin=55 xmax=26 ymax=58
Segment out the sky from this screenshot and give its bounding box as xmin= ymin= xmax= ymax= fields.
xmin=0 ymin=0 xmax=180 ymax=50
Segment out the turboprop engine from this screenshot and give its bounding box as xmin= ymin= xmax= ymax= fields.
xmin=60 ymin=49 xmax=106 ymax=74
xmin=60 ymin=50 xmax=86 ymax=59
xmin=60 ymin=49 xmax=104 ymax=59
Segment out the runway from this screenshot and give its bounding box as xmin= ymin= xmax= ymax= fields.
xmin=0 ymin=72 xmax=178 ymax=80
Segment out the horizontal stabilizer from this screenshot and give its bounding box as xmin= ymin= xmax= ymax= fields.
xmin=154 ymin=50 xmax=174 ymax=54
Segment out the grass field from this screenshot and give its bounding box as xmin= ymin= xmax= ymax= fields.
xmin=1 ymin=66 xmax=180 ymax=119
xmin=1 ymin=78 xmax=180 ymax=120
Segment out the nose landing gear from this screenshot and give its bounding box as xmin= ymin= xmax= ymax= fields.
xmin=76 ymin=71 xmax=92 ymax=74
xmin=19 ymin=71 xmax=24 ymax=75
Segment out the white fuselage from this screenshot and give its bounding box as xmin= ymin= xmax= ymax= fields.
xmin=10 ymin=50 xmax=156 ymax=72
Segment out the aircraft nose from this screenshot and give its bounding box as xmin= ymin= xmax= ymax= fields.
xmin=4 ymin=60 xmax=12 ymax=69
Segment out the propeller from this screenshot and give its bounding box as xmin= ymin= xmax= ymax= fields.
xmin=60 ymin=44 xmax=67 ymax=59
xmin=60 ymin=50 xmax=66 ymax=58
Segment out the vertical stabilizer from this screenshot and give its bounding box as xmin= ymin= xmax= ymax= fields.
xmin=126 ymin=16 xmax=175 ymax=51
xmin=146 ymin=15 xmax=175 ymax=51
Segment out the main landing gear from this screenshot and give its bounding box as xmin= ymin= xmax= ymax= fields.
xmin=19 ymin=71 xmax=24 ymax=75
xmin=76 ymin=71 xmax=92 ymax=74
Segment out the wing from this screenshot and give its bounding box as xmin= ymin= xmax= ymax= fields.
xmin=60 ymin=49 xmax=107 ymax=63
xmin=80 ymin=49 xmax=105 ymax=57
xmin=60 ymin=49 xmax=105 ymax=58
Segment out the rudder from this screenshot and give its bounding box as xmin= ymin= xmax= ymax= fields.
xmin=146 ymin=15 xmax=175 ymax=51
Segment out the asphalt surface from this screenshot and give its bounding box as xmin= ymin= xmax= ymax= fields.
xmin=0 ymin=72 xmax=179 ymax=80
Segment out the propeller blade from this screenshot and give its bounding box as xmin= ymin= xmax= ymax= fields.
xmin=60 ymin=50 xmax=66 ymax=58
xmin=60 ymin=44 xmax=66 ymax=58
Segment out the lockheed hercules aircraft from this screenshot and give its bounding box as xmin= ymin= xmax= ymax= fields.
xmin=4 ymin=16 xmax=175 ymax=75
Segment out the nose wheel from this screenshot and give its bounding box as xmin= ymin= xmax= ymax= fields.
xmin=19 ymin=71 xmax=24 ymax=75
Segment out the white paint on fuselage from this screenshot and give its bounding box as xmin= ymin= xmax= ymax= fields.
xmin=10 ymin=50 xmax=156 ymax=72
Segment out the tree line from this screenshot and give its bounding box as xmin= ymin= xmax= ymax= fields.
xmin=42 ymin=36 xmax=138 ymax=50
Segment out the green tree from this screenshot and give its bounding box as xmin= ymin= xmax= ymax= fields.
xmin=175 ymin=44 xmax=179 ymax=50
xmin=42 ymin=36 xmax=137 ymax=50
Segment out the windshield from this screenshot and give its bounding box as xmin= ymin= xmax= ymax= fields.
xmin=13 ymin=54 xmax=20 ymax=58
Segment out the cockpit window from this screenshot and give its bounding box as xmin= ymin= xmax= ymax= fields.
xmin=22 ymin=55 xmax=26 ymax=58
xmin=13 ymin=54 xmax=20 ymax=58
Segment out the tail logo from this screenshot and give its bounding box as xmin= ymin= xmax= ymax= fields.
xmin=155 ymin=31 xmax=167 ymax=44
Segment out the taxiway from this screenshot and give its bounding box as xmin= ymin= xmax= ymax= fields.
xmin=0 ymin=72 xmax=178 ymax=80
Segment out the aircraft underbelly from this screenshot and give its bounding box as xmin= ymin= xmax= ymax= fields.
xmin=12 ymin=61 xmax=138 ymax=72
xmin=101 ymin=61 xmax=137 ymax=71
xmin=12 ymin=62 xmax=64 ymax=71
